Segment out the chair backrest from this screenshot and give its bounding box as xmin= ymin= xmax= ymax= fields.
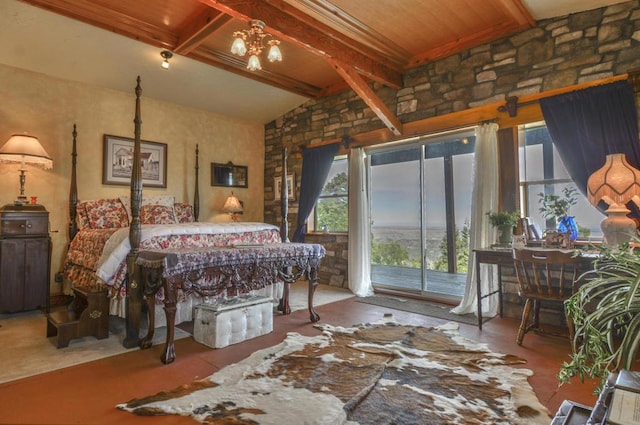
xmin=512 ymin=248 xmax=582 ymax=299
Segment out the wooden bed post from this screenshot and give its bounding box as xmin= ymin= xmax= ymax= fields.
xmin=68 ymin=124 xmax=78 ymax=244
xmin=123 ymin=76 xmax=143 ymax=348
xmin=194 ymin=144 xmax=200 ymax=221
xmin=280 ymin=146 xmax=289 ymax=242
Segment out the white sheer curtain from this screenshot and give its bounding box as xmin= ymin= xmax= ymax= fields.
xmin=348 ymin=147 xmax=373 ymax=297
xmin=451 ymin=123 xmax=499 ymax=317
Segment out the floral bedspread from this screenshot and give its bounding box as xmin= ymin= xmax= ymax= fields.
xmin=63 ymin=222 xmax=282 ymax=299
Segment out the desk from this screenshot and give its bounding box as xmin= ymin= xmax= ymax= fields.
xmin=136 ymin=243 xmax=326 ymax=363
xmin=473 ymin=248 xmax=513 ymax=329
xmin=473 ymin=247 xmax=595 ymax=330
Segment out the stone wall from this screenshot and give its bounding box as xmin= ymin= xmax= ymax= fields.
xmin=263 ymin=2 xmax=640 ymax=307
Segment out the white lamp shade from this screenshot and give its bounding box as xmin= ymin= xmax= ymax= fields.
xmin=223 ymin=194 xmax=243 ymax=213
xmin=587 ymin=153 xmax=640 ymax=206
xmin=0 ymin=135 xmax=53 ymax=170
xmin=246 ymin=54 xmax=262 ymax=71
xmin=267 ymin=44 xmax=282 ymax=62
xmin=231 ymin=37 xmax=247 ymax=56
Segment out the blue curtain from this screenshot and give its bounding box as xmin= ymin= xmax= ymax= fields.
xmin=539 ymin=80 xmax=640 ymax=197
xmin=292 ymin=143 xmax=340 ymax=242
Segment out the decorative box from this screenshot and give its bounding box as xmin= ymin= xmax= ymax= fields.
xmin=193 ymin=295 xmax=273 ymax=348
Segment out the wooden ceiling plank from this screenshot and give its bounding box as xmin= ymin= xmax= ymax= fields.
xmin=328 ymin=58 xmax=402 ymax=136
xmin=282 ymin=0 xmax=410 ymax=66
xmin=197 ymin=0 xmax=403 ymax=89
xmin=189 ymin=48 xmax=323 ymax=98
xmin=174 ymin=9 xmax=233 ymax=54
xmin=494 ymin=0 xmax=536 ymax=26
xmin=21 ymin=0 xmax=177 ymax=49
xmin=408 ymin=21 xmax=523 ymax=68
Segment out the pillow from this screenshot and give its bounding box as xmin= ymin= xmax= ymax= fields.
xmin=174 ymin=203 xmax=194 ymax=223
xmin=84 ymin=198 xmax=129 ymax=229
xmin=141 ymin=204 xmax=177 ymax=225
xmin=75 ymin=201 xmax=91 ymax=230
xmin=119 ymin=195 xmax=176 ymax=223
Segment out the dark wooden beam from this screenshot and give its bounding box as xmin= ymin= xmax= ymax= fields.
xmin=328 ymin=58 xmax=402 ymax=136
xmin=174 ymin=9 xmax=232 ymax=54
xmin=198 ymin=0 xmax=403 ymax=89
xmin=21 ymin=0 xmax=177 ymax=49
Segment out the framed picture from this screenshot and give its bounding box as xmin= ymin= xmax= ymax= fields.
xmin=102 ymin=134 xmax=167 ymax=188
xmin=211 ymin=162 xmax=248 ymax=188
xmin=274 ymin=174 xmax=295 ymax=201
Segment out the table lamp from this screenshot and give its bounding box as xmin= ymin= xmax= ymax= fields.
xmin=587 ymin=153 xmax=640 ymax=245
xmin=223 ymin=191 xmax=243 ymax=222
xmin=0 ymin=134 xmax=53 ymax=204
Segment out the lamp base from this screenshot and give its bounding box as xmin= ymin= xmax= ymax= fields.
xmin=601 ymin=204 xmax=638 ymax=246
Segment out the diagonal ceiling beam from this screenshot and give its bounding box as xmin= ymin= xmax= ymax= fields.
xmin=174 ymin=9 xmax=233 ymax=54
xmin=328 ymin=58 xmax=402 ymax=136
xmin=197 ymin=0 xmax=403 ymax=89
xmin=288 ymin=0 xmax=411 ymax=66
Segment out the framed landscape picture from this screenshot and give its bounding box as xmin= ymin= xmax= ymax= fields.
xmin=102 ymin=134 xmax=167 ymax=188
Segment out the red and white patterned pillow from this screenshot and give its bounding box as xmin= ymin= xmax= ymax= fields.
xmin=75 ymin=201 xmax=91 ymax=230
xmin=83 ymin=198 xmax=129 ymax=229
xmin=174 ymin=203 xmax=194 ymax=223
xmin=119 ymin=195 xmax=176 ymax=224
xmin=141 ymin=204 xmax=177 ymax=225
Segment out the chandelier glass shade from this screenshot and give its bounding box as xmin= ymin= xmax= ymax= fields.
xmin=230 ymin=20 xmax=282 ymax=71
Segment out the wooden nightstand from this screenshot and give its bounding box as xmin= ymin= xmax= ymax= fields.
xmin=0 ymin=204 xmax=51 ymax=313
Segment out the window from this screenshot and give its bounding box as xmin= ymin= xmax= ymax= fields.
xmin=314 ymin=155 xmax=348 ymax=232
xmin=519 ymin=123 xmax=604 ymax=240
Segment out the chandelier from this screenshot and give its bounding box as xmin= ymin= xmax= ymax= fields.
xmin=230 ymin=20 xmax=282 ymax=71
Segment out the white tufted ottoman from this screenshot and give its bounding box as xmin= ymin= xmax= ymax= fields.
xmin=193 ymin=295 xmax=273 ymax=348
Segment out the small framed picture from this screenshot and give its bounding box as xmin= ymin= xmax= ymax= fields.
xmin=274 ymin=174 xmax=295 ymax=201
xmin=102 ymin=134 xmax=167 ymax=188
xmin=211 ymin=162 xmax=248 ymax=188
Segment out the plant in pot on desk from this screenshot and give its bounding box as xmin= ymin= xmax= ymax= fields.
xmin=558 ymin=239 xmax=640 ymax=391
xmin=488 ymin=211 xmax=520 ymax=246
xmin=538 ymin=187 xmax=579 ymax=243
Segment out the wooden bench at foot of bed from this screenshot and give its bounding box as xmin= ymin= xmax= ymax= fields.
xmin=136 ymin=242 xmax=326 ymax=364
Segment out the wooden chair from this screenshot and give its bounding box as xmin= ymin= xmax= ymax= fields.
xmin=512 ymin=248 xmax=582 ymax=345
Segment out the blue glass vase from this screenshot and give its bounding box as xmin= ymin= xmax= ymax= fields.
xmin=557 ymin=216 xmax=578 ymax=241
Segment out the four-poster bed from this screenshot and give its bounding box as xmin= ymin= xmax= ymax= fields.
xmin=60 ymin=77 xmax=324 ymax=354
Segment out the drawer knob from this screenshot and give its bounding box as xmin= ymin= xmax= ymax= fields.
xmin=20 ymin=224 xmax=32 ymax=229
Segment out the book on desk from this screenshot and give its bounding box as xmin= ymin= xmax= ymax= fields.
xmin=606 ymin=370 xmax=640 ymax=425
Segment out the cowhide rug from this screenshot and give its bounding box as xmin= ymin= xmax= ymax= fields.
xmin=118 ymin=321 xmax=550 ymax=424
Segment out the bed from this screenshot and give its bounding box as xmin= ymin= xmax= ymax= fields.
xmin=62 ymin=76 xmax=303 ymax=348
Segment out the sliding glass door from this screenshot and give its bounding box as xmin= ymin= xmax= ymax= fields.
xmin=369 ymin=131 xmax=475 ymax=301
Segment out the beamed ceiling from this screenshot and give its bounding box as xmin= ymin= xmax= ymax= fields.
xmin=5 ymin=0 xmax=628 ymax=124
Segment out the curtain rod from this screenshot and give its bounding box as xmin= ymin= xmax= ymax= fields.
xmin=496 ymin=71 xmax=637 ymax=117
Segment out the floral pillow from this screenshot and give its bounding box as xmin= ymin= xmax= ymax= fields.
xmin=119 ymin=195 xmax=175 ymax=223
xmin=141 ymin=204 xmax=177 ymax=225
xmin=174 ymin=203 xmax=194 ymax=223
xmin=75 ymin=201 xmax=91 ymax=230
xmin=84 ymin=198 xmax=129 ymax=229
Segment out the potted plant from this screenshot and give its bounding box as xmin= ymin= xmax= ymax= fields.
xmin=487 ymin=211 xmax=520 ymax=245
xmin=558 ymin=240 xmax=640 ymax=391
xmin=538 ymin=187 xmax=579 ymax=241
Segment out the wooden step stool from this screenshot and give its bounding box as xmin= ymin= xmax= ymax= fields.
xmin=46 ymin=286 xmax=109 ymax=348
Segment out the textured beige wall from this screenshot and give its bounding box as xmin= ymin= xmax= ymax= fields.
xmin=0 ymin=64 xmax=265 ymax=293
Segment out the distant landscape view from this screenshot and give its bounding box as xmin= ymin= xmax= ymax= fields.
xmin=371 ymin=225 xmax=445 ymax=266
